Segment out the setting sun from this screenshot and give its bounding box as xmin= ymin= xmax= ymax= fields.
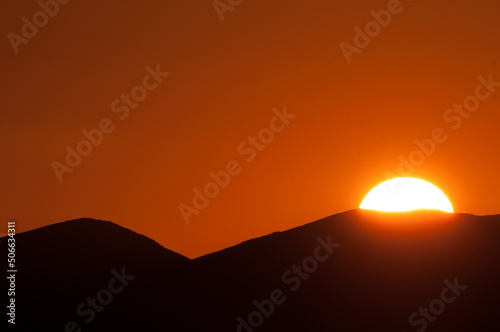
xmin=360 ymin=178 xmax=454 ymax=213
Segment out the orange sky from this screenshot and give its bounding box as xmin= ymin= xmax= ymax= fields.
xmin=2 ymin=0 xmax=500 ymax=258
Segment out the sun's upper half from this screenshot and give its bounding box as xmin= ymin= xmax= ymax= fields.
xmin=360 ymin=177 xmax=453 ymax=213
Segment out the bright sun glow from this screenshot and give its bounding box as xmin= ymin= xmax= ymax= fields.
xmin=360 ymin=177 xmax=454 ymax=213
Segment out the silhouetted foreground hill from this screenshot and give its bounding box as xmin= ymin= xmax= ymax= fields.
xmin=3 ymin=211 xmax=500 ymax=331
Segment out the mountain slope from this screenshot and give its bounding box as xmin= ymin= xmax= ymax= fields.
xmin=4 ymin=211 xmax=500 ymax=331
xmin=3 ymin=218 xmax=231 ymax=331
xmin=195 ymin=210 xmax=500 ymax=331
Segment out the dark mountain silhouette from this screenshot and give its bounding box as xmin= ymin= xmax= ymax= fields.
xmin=3 ymin=219 xmax=233 ymax=331
xmin=3 ymin=210 xmax=500 ymax=331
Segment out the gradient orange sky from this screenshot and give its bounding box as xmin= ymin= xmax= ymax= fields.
xmin=2 ymin=0 xmax=499 ymax=258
